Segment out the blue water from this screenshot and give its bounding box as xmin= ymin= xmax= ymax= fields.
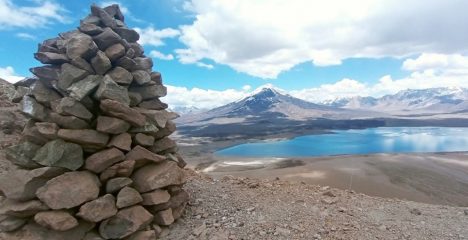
xmin=215 ymin=127 xmax=468 ymax=157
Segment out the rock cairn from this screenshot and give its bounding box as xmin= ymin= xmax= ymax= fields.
xmin=0 ymin=4 xmax=188 ymax=239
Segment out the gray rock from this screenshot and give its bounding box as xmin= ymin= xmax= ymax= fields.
xmin=150 ymin=137 xmax=178 ymax=154
xmin=114 ymin=27 xmax=140 ymax=43
xmin=106 ymin=66 xmax=133 ymax=85
xmin=132 ymin=57 xmax=153 ymax=71
xmin=128 ymin=122 xmax=159 ymax=135
xmin=30 ymin=80 xmax=62 ymax=106
xmin=129 ymin=84 xmax=167 ymax=100
xmin=153 ymin=209 xmax=174 ymax=226
xmin=126 ymin=230 xmax=156 ymax=240
xmin=138 ymin=98 xmax=168 ymax=110
xmin=30 ymin=65 xmax=61 ymax=82
xmin=90 ymin=4 xmax=116 ymax=28
xmin=107 ymin=132 xmax=132 ymax=151
xmin=126 ymin=145 xmax=165 ymax=168
xmin=34 ymin=52 xmax=69 ymax=64
xmin=99 ymin=205 xmax=153 ymax=239
xmin=77 ymin=194 xmax=117 ymax=222
xmin=83 ymin=231 xmax=105 ymax=240
xmin=34 ymin=210 xmax=78 ymax=231
xmin=132 ymin=70 xmax=151 ymax=85
xmin=94 ymin=75 xmax=130 ymax=105
xmin=91 ymin=51 xmax=112 ymax=75
xmin=70 ymin=57 xmax=95 ymax=73
xmin=59 ymin=30 xmax=81 ymax=39
xmin=33 ymin=139 xmax=83 ymax=170
xmin=58 ymin=63 xmax=89 ymax=91
xmin=57 ymin=129 xmax=109 ymax=150
xmin=93 ymin=28 xmax=121 ymax=50
xmin=21 ymin=96 xmax=49 ymax=121
xmin=36 ymin=171 xmax=101 ymax=209
xmin=4 ymin=141 xmax=41 ymax=168
xmin=81 ymin=14 xmax=101 ymax=25
xmin=96 ymin=116 xmax=130 ymax=134
xmin=56 ymin=97 xmax=93 ymax=120
xmin=68 ymin=75 xmax=102 ymax=101
xmin=0 ymin=215 xmax=27 ymax=232
xmin=116 ymin=187 xmax=142 ymax=208
xmin=116 ymin=56 xmax=136 ymax=69
xmin=103 ymin=4 xmax=124 ymax=21
xmin=35 ymin=122 xmax=59 ymax=139
xmin=66 ymin=33 xmax=98 ymax=60
xmin=78 ymin=23 xmax=103 ymax=35
xmin=105 ymin=43 xmax=125 ymax=62
xmin=128 ymin=92 xmax=142 ymax=106
xmin=106 ymin=177 xmax=133 ymax=193
xmin=100 ymin=99 xmax=146 ymax=127
xmin=141 ymin=189 xmax=170 ymax=206
xmin=0 ymin=221 xmax=94 ymax=240
xmin=0 ymin=199 xmax=49 ymax=217
xmin=11 ymin=86 xmax=30 ymax=103
xmin=47 ymin=112 xmax=90 ymax=129
xmin=132 ymin=161 xmax=186 ymax=193
xmin=130 ymin=43 xmax=144 ymax=57
xmin=85 ymin=147 xmax=125 ymax=173
xmin=150 ymin=71 xmax=162 ymax=84
xmin=21 ymin=120 xmax=49 ymax=145
xmin=134 ymin=133 xmax=154 ymax=147
xmin=152 ymin=120 xmax=176 ymax=139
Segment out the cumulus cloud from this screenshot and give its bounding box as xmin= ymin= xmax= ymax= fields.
xmin=402 ymin=53 xmax=468 ymax=72
xmin=176 ymin=0 xmax=468 ymax=78
xmin=0 ymin=0 xmax=68 ymax=29
xmin=135 ymin=27 xmax=180 ymax=47
xmin=149 ymin=50 xmax=174 ymax=60
xmin=0 ymin=66 xmax=24 ymax=83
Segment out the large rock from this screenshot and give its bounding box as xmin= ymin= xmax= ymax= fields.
xmin=30 ymin=65 xmax=61 ymax=82
xmin=36 ymin=171 xmax=101 ymax=209
xmin=99 ymin=205 xmax=153 ymax=239
xmin=66 ymin=33 xmax=98 ymax=59
xmin=34 ymin=210 xmax=78 ymax=231
xmin=129 ymin=84 xmax=166 ymax=100
xmin=132 ymin=57 xmax=153 ymax=71
xmin=30 ymin=80 xmax=62 ymax=106
xmin=77 ymin=194 xmax=117 ymax=223
xmin=4 ymin=141 xmax=42 ymax=168
xmin=107 ymin=132 xmax=132 ymax=151
xmin=114 ymin=27 xmax=139 ymax=43
xmin=105 ymin=43 xmax=125 ymax=62
xmin=100 ymin=160 xmax=135 ymax=182
xmin=78 ymin=23 xmax=103 ymax=35
xmin=141 ymin=189 xmax=170 ymax=206
xmin=131 ymin=161 xmax=185 ymax=193
xmin=93 ymin=28 xmax=121 ymax=50
xmin=116 ymin=187 xmax=142 ymax=209
xmin=68 ymin=75 xmax=102 ymax=101
xmin=21 ymin=120 xmax=49 ymax=145
xmin=96 ymin=116 xmax=130 ymax=134
xmin=0 ymin=167 xmax=66 ymax=201
xmin=91 ymin=51 xmax=112 ymax=75
xmin=57 ymin=129 xmax=109 ymax=150
xmin=100 ymin=99 xmax=146 ymax=127
xmin=35 ymin=122 xmax=59 ymax=139
xmin=94 ymin=75 xmax=130 ymax=105
xmin=134 ymin=133 xmax=154 ymax=147
xmin=47 ymin=112 xmax=90 ymax=129
xmin=0 ymin=215 xmax=27 ymax=232
xmin=153 ymin=209 xmax=174 ymax=226
xmin=138 ymin=98 xmax=168 ymax=110
xmin=103 ymin=4 xmax=124 ymax=21
xmin=106 ymin=67 xmax=133 ymax=85
xmin=58 ymin=63 xmax=89 ymax=91
xmin=85 ymin=148 xmax=125 ymax=173
xmin=0 ymin=199 xmax=49 ymax=217
xmin=34 ymin=52 xmax=69 ymax=64
xmin=90 ymin=5 xmax=117 ymax=28
xmin=55 ymin=97 xmax=93 ymax=120
xmin=116 ymin=56 xmax=136 ymax=69
xmin=70 ymin=57 xmax=95 ymax=73
xmin=0 ymin=221 xmax=94 ymax=240
xmin=150 ymin=137 xmax=177 ymax=154
xmin=126 ymin=145 xmax=165 ymax=168
xmin=21 ymin=96 xmax=49 ymax=122
xmin=33 ymin=139 xmax=83 ymax=170
xmin=131 ymin=70 xmax=151 ymax=85
xmin=105 ymin=177 xmax=132 ymax=193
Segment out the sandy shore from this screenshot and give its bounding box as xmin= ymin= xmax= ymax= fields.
xmin=179 ymin=138 xmax=468 ymax=207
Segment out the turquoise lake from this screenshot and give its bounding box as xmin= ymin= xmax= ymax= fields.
xmin=215 ymin=127 xmax=468 ymax=157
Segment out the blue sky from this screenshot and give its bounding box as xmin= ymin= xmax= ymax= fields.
xmin=1 ymin=0 xmax=468 ymax=108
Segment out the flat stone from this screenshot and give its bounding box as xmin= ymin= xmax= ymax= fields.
xmin=138 ymin=98 xmax=168 ymax=110
xmin=59 ymin=30 xmax=81 ymax=39
xmin=36 ymin=171 xmax=101 ymax=209
xmin=77 ymin=194 xmax=117 ymax=222
xmin=56 ymin=97 xmax=93 ymax=120
xmin=58 ymin=63 xmax=89 ymax=91
xmin=106 ymin=66 xmax=133 ymax=85
xmin=66 ymin=33 xmax=98 ymax=60
xmin=35 ymin=122 xmax=59 ymax=139
xmin=85 ymin=148 xmax=125 ymax=173
xmin=34 ymin=52 xmax=69 ymax=64
xmin=137 ymin=109 xmax=177 ymax=128
xmin=4 ymin=141 xmax=41 ymax=168
xmin=132 ymin=57 xmax=153 ymax=71
xmin=93 ymin=28 xmax=121 ymax=50
xmin=57 ymin=129 xmax=109 ymax=150
xmin=81 ymin=14 xmax=101 ymax=25
xmin=0 ymin=199 xmax=49 ymax=217
xmin=116 ymin=56 xmax=136 ymax=69
xmin=47 ymin=112 xmax=90 ymax=129
xmin=105 ymin=43 xmax=125 ymax=62
xmin=153 ymin=209 xmax=174 ymax=226
xmin=30 ymin=80 xmax=62 ymax=106
xmin=68 ymin=75 xmax=102 ymax=101
xmin=0 ymin=215 xmax=27 ymax=232
xmin=34 ymin=210 xmax=78 ymax=231
xmin=0 ymin=221 xmax=94 ymax=240
xmin=141 ymin=190 xmax=170 ymax=206
xmin=30 ymin=65 xmax=61 ymax=82
xmin=0 ymin=167 xmax=66 ymax=201
xmin=107 ymin=132 xmax=132 ymax=151
xmin=114 ymin=27 xmax=139 ymax=43
xmin=129 ymin=84 xmax=167 ymax=100
xmin=126 ymin=230 xmax=156 ymax=240
xmin=106 ymin=177 xmax=133 ymax=193
xmin=126 ymin=145 xmax=165 ymax=168
xmin=100 ymin=160 xmax=135 ymax=182
xmin=78 ymin=23 xmax=103 ymax=35
xmin=21 ymin=96 xmax=49 ymax=121
xmin=94 ymin=75 xmax=130 ymax=105
xmin=134 ymin=133 xmax=154 ymax=147
xmin=70 ymin=57 xmax=95 ymax=73
xmin=150 ymin=137 xmax=177 ymax=154
xmin=96 ymin=116 xmax=130 ymax=134
xmin=33 ymin=139 xmax=83 ymax=170
xmin=132 ymin=161 xmax=186 ymax=193
xmin=131 ymin=70 xmax=151 ymax=85
xmin=91 ymin=51 xmax=112 ymax=75
xmin=99 ymin=205 xmax=153 ymax=239
xmin=116 ymin=187 xmax=142 ymax=208
xmin=167 ymin=153 xmax=187 ymax=168
xmin=100 ymin=99 xmax=146 ymax=127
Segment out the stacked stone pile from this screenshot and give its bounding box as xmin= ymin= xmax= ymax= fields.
xmin=0 ymin=4 xmax=188 ymax=239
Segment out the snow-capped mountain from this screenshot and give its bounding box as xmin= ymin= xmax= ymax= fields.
xmin=169 ymin=106 xmax=206 ymax=115
xmin=322 ymin=87 xmax=468 ymax=115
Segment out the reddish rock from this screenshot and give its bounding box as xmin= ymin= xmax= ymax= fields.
xmin=35 ymin=122 xmax=59 ymax=139
xmin=134 ymin=133 xmax=154 ymax=147
xmin=141 ymin=189 xmax=170 ymax=206
xmin=96 ymin=116 xmax=130 ymax=134
xmin=100 ymin=99 xmax=146 ymax=127
xmin=99 ymin=205 xmax=153 ymax=239
xmin=34 ymin=210 xmax=78 ymax=231
xmin=105 ymin=177 xmax=133 ymax=193
xmin=116 ymin=187 xmax=142 ymax=208
xmin=105 ymin=43 xmax=125 ymax=62
xmin=57 ymin=129 xmax=109 ymax=150
xmin=150 ymin=137 xmax=177 ymax=154
xmin=85 ymin=148 xmax=125 ymax=173
xmin=0 ymin=199 xmax=49 ymax=217
xmin=107 ymin=132 xmax=132 ymax=151
xmin=126 ymin=145 xmax=165 ymax=168
xmin=153 ymin=208 xmax=174 ymax=226
xmin=100 ymin=160 xmax=135 ymax=182
xmin=131 ymin=161 xmax=185 ymax=193
xmin=77 ymin=194 xmax=117 ymax=222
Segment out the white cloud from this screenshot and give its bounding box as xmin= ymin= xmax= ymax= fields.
xmin=164 ymin=85 xmax=248 ymax=109
xmin=402 ymin=53 xmax=468 ymax=72
xmin=134 ymin=27 xmax=180 ymax=47
xmin=99 ymin=1 xmax=128 ymax=14
xmin=242 ymin=85 xmax=251 ymax=91
xmin=195 ymin=62 xmax=213 ymax=69
xmin=177 ymin=0 xmax=468 ymax=78
xmin=0 ymin=0 xmax=68 ymax=29
xmin=16 ymin=32 xmax=36 ymax=40
xmin=149 ymin=50 xmax=174 ymax=60
xmin=0 ymin=66 xmax=24 ymax=83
